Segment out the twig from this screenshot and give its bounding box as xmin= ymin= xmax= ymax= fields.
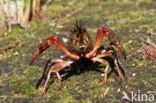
xmin=57 ymin=8 xmax=84 ymax=26
xmin=103 ymin=87 xmax=110 ymax=98
xmin=138 ymin=39 xmax=156 ymax=61
xmin=0 ymin=40 xmax=23 ymax=51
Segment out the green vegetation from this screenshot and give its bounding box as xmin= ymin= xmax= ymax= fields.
xmin=0 ymin=0 xmax=156 ymax=103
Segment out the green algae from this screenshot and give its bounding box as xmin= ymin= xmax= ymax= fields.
xmin=0 ymin=0 xmax=156 ymax=103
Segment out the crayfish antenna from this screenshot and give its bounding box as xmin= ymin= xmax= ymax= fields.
xmin=75 ymin=16 xmax=79 ymax=29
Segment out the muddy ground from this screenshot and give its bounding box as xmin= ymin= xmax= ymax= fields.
xmin=0 ymin=0 xmax=156 ymax=103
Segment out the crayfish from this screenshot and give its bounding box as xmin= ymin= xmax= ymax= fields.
xmin=30 ymin=21 xmax=126 ymax=95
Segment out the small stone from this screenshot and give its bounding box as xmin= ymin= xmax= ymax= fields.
xmin=132 ymin=73 xmax=136 ymax=77
xmin=14 ymin=51 xmax=19 ymax=56
xmin=117 ymin=88 xmax=121 ymax=92
xmin=101 ymin=73 xmax=105 ymax=77
xmin=101 ymin=50 xmax=106 ymax=53
xmin=133 ymin=29 xmax=140 ymax=33
xmin=60 ymin=55 xmax=65 ymax=59
xmin=7 ymin=53 xmax=13 ymax=57
xmin=128 ymin=40 xmax=133 ymax=44
xmin=62 ymin=37 xmax=68 ymax=43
